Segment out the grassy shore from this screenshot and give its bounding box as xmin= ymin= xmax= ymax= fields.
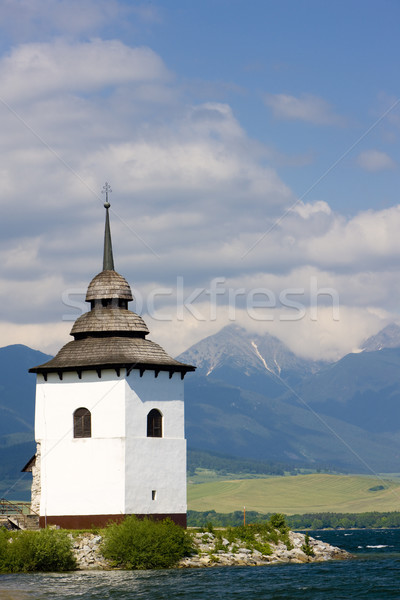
xmin=188 ymin=473 xmax=400 ymax=514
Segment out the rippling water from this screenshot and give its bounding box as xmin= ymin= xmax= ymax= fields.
xmin=1 ymin=530 xmax=400 ymax=600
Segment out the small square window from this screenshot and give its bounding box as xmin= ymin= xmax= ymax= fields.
xmin=152 ymin=490 xmax=157 ymax=501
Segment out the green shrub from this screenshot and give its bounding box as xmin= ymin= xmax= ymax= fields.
xmin=253 ymin=541 xmax=272 ymax=555
xmin=230 ymin=525 xmax=256 ymax=545
xmin=206 ymin=522 xmax=214 ymax=534
xmin=269 ymin=513 xmax=288 ymax=531
xmin=0 ymin=528 xmax=76 ymax=573
xmin=225 ymin=528 xmax=239 ymax=544
xmin=225 ymin=523 xmax=281 ymax=552
xmin=101 ymin=516 xmax=194 ymax=569
xmin=0 ymin=528 xmax=9 ymax=567
xmin=301 ymin=533 xmax=315 ymax=557
xmin=213 ymin=533 xmax=225 ymax=553
xmin=282 ymin=534 xmax=294 ymax=551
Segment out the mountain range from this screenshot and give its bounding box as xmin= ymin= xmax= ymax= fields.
xmin=0 ymin=345 xmax=52 ymax=499
xmin=2 ymin=322 xmax=400 ymax=499
xmin=178 ymin=323 xmax=400 ymax=473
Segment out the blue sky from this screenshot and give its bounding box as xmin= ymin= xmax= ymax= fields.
xmin=1 ymin=0 xmax=400 ymax=360
xmin=114 ymin=0 xmax=400 ymax=214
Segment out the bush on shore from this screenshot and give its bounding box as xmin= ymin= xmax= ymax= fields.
xmin=101 ymin=516 xmax=194 ymax=569
xmin=0 ymin=528 xmax=76 ymax=573
xmin=0 ymin=512 xmax=296 ymax=573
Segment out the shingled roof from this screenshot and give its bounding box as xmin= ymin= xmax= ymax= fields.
xmin=71 ymin=307 xmax=149 ymax=336
xmin=32 ymin=336 xmax=191 ymax=376
xmin=86 ymin=270 xmax=133 ymax=302
xmin=30 ymin=195 xmax=195 ymax=378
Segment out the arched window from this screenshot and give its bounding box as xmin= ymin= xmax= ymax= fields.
xmin=73 ymin=407 xmax=91 ymax=438
xmin=147 ymin=409 xmax=162 ymax=438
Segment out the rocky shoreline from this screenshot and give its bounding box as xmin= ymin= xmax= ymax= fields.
xmin=71 ymin=530 xmax=351 ymax=570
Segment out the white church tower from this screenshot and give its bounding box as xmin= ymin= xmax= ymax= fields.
xmin=29 ymin=187 xmax=195 ymax=528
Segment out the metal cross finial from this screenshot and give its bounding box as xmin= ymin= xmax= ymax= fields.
xmin=102 ymin=182 xmax=112 ymax=208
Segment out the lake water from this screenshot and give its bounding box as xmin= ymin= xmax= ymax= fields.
xmin=1 ymin=529 xmax=400 ymax=600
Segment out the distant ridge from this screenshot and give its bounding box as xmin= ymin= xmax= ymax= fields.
xmin=361 ymin=323 xmax=400 ymax=352
xmin=177 ymin=324 xmax=322 ymax=389
xmin=0 ymin=344 xmax=52 ymax=499
xmin=180 ymin=322 xmax=400 ymax=472
xmin=3 ymin=321 xmax=400 ymax=496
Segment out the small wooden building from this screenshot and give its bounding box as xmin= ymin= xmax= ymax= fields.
xmin=29 ymin=193 xmax=195 ymax=528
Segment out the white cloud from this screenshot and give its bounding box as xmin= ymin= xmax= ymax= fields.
xmin=264 ymin=93 xmax=343 ymax=125
xmin=302 ymin=205 xmax=400 ymax=270
xmin=0 ymin=321 xmax=70 ymax=355
xmin=0 ymin=39 xmax=170 ymax=103
xmin=0 ymin=36 xmax=399 ymax=362
xmin=292 ymin=200 xmax=331 ymax=219
xmin=240 ymin=306 xmax=386 ymax=362
xmin=357 ymin=149 xmax=396 ymax=171
xmin=144 ymin=303 xmax=389 ymax=362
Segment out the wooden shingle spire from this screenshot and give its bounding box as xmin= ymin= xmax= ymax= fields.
xmin=29 ymin=186 xmax=195 ymax=378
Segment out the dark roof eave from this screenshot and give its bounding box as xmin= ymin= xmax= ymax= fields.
xmin=21 ymin=454 xmax=36 ymax=473
xmin=29 ymin=362 xmax=196 ymax=375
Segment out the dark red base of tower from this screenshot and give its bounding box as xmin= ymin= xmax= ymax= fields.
xmin=39 ymin=513 xmax=187 ymax=529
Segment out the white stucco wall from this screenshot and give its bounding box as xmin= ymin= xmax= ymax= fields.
xmin=125 ymin=438 xmax=186 ymax=514
xmin=35 ymin=370 xmax=126 ymax=517
xmin=125 ymin=370 xmax=186 ymax=514
xmin=34 ymin=367 xmax=187 ymax=518
xmin=125 ymin=370 xmax=185 ymax=438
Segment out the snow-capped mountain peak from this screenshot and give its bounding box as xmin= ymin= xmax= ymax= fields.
xmin=361 ymin=323 xmax=400 ymax=352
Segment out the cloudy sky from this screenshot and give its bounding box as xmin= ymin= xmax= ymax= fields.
xmin=1 ymin=0 xmax=400 ymax=361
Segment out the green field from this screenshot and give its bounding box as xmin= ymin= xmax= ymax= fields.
xmin=187 ymin=473 xmax=400 ymax=514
